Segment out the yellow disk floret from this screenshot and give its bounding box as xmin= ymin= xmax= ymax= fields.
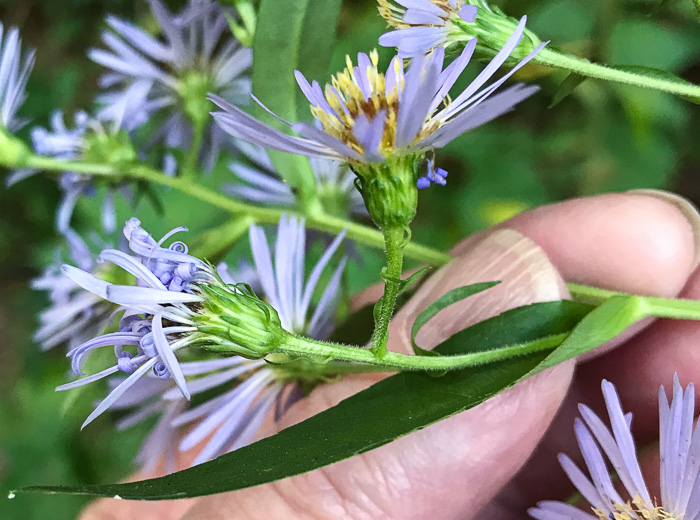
xmin=311 ymin=50 xmax=403 ymax=159
xmin=592 ymin=497 xmax=680 ymax=520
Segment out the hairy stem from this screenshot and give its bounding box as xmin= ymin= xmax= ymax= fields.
xmin=370 ymin=225 xmax=406 ymax=357
xmin=535 ymin=48 xmax=700 ymax=100
xmin=568 ymin=283 xmax=700 ymax=320
xmin=284 ymin=332 xmax=568 ymax=371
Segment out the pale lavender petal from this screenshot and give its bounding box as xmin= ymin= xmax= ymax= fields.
xmin=62 ymin=265 xmax=110 ymax=299
xmin=152 ymin=312 xmax=190 ymax=400
xmin=299 ymin=229 xmax=347 ymax=321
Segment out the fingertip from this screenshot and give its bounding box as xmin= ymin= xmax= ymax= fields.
xmin=504 ymin=193 xmax=698 ymax=297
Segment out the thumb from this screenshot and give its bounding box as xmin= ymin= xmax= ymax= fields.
xmin=180 ymin=229 xmax=573 ymax=520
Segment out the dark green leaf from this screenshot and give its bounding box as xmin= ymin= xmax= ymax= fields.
xmin=549 ymin=73 xmax=586 ymax=108
xmin=410 ymin=282 xmax=500 ymax=356
xmin=19 ymin=300 xmax=591 ymax=500
xmin=251 ymin=0 xmax=342 ymax=193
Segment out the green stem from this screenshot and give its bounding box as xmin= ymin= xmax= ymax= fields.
xmin=370 ymin=225 xmax=406 ymax=357
xmin=285 ymin=332 xmax=568 ymax=371
xmin=567 ymin=283 xmax=700 ymax=320
xmin=535 ymin=48 xmax=700 ymax=100
xmin=182 ymin=119 xmax=206 ymax=180
xmin=19 ymin=155 xmax=452 ymax=266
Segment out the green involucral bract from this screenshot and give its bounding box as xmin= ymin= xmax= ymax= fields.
xmin=82 ymin=130 xmax=137 ymax=169
xmin=354 ymin=155 xmax=420 ymax=230
xmin=455 ymin=1 xmax=542 ymax=62
xmin=194 ymin=283 xmax=289 ymax=359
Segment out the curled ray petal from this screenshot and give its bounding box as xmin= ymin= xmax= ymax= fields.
xmin=98 ymin=249 xmax=166 ymax=289
xmin=67 ymin=332 xmax=142 ymax=374
xmin=62 ymin=265 xmax=111 ymax=299
xmin=153 ymin=313 xmax=190 ymax=400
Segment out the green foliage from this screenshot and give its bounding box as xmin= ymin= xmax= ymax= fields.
xmin=251 ymin=0 xmax=342 ymax=201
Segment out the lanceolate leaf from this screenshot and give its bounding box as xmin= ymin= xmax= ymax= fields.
xmin=251 ymin=0 xmax=342 ymax=195
xmin=526 ymin=295 xmax=644 ymax=378
xmin=20 ymin=300 xmax=592 ymax=500
xmin=410 ymin=282 xmax=500 ymax=356
xmin=549 ymin=73 xmax=586 ymax=108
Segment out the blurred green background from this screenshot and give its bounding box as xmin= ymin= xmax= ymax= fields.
xmin=1 ymin=0 xmax=700 ymax=518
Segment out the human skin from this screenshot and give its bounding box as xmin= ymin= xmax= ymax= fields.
xmin=80 ymin=191 xmax=700 ymax=520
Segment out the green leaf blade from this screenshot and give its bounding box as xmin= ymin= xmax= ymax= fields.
xmin=251 ymin=0 xmax=342 ymax=192
xmin=20 ymin=300 xmax=592 ymax=500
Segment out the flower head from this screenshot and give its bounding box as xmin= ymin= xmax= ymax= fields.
xmin=378 ymin=0 xmax=478 ymax=58
xmin=211 ymin=19 xmax=545 ymax=174
xmin=55 ymin=218 xmax=285 ymax=429
xmin=90 ymin=0 xmax=252 ymax=173
xmin=224 ymin=141 xmax=366 ymax=216
xmin=379 ymin=1 xmax=544 ymax=62
xmin=529 ymin=376 xmax=700 ymax=520
xmin=0 ymin=22 xmax=34 ymax=132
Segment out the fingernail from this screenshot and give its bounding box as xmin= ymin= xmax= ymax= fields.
xmin=628 ymin=189 xmax=700 ymax=269
xmin=392 ymin=229 xmax=569 ymax=353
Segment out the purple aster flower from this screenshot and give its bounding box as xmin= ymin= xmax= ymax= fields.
xmin=224 ymin=141 xmax=366 ymax=216
xmin=172 ymin=215 xmax=348 ymax=465
xmin=0 ymin=22 xmax=34 ymax=131
xmin=12 ymin=110 xmax=138 ymax=233
xmin=56 ymin=217 xmax=221 ymax=428
xmin=32 ymin=229 xmax=114 ymax=352
xmin=378 ymin=0 xmax=478 ymax=58
xmin=211 ymin=18 xmax=546 ymax=189
xmin=529 ymin=376 xmax=700 ymax=520
xmin=90 ymin=0 xmax=252 ymax=174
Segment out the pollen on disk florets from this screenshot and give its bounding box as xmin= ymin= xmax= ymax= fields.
xmin=312 ymin=50 xmax=405 ymax=160
xmin=592 ymin=497 xmax=678 ymax=520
